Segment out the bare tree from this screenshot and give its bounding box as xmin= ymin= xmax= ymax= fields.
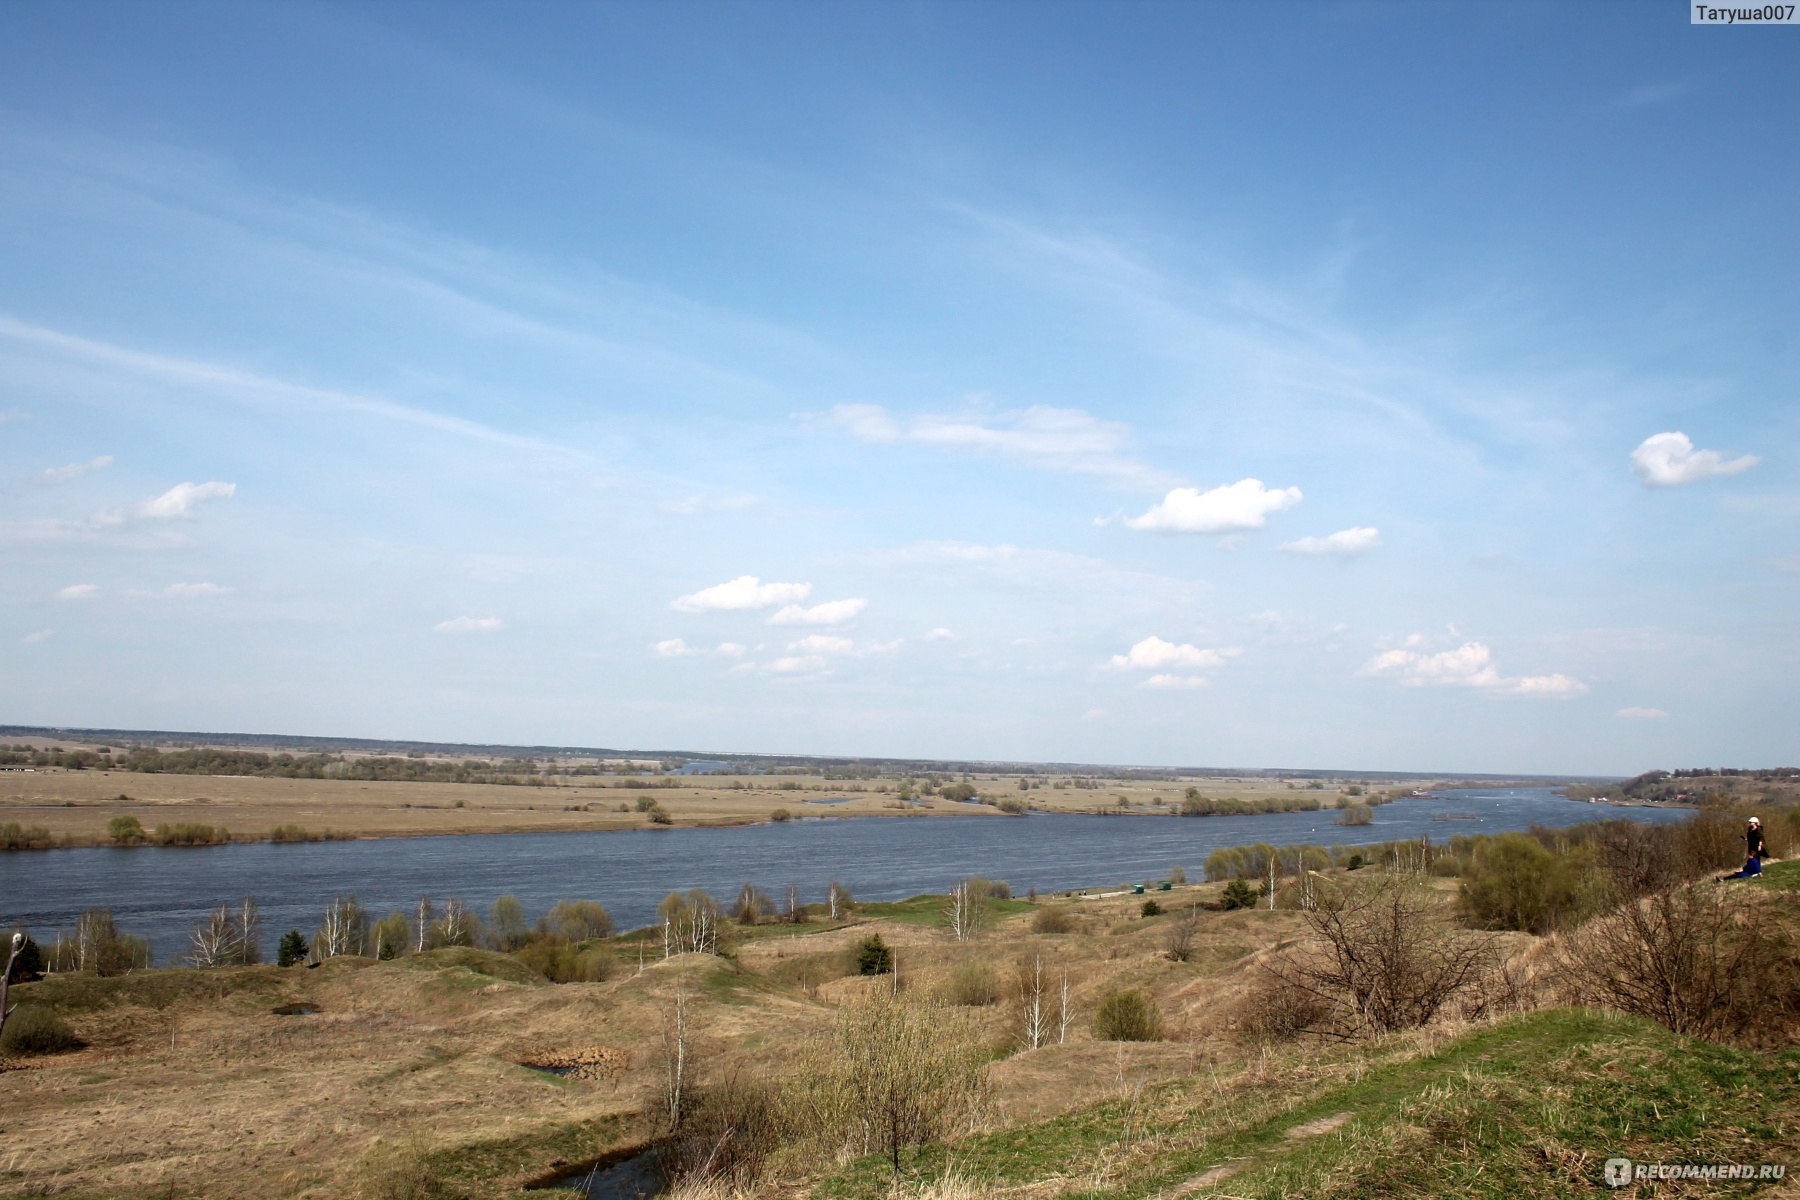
xmin=946 ymin=878 xmax=984 ymax=942
xmin=234 ymin=897 xmax=261 ymax=964
xmin=415 ymin=895 xmax=435 ymax=953
xmin=0 ymin=933 xmax=23 ymax=1042
xmin=315 ymin=894 xmax=369 ymax=959
xmin=1018 ymin=953 xmax=1048 ymax=1050
xmin=1057 ymin=968 xmax=1072 ymax=1044
xmin=661 ymin=989 xmax=691 ymax=1129
xmin=1163 ymin=904 xmax=1202 ymax=962
xmin=660 ymin=890 xmax=722 ymax=956
xmin=189 ymin=907 xmax=237 ymax=968
xmin=732 ymin=882 xmax=769 ymax=926
xmin=436 ymin=897 xmax=472 ymax=947
xmin=827 ymin=880 xmax=852 ymax=921
xmin=785 ymin=884 xmax=805 ymax=924
xmin=1269 ymin=875 xmax=1493 ymax=1037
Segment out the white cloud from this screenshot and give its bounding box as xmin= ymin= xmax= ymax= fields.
xmin=653 ymin=638 xmax=695 ymax=657
xmin=787 ymin=634 xmax=856 ymax=656
xmin=1768 ymin=555 xmax=1800 ymax=575
xmin=39 ymin=455 xmax=113 ymax=483
xmin=1630 ymin=432 xmax=1759 ymax=487
xmin=770 ymin=598 xmax=867 ymax=626
xmin=1506 ymin=673 xmax=1590 ymax=698
xmin=435 ymin=616 xmax=504 ymax=634
xmin=1617 ymin=706 xmax=1669 ymax=720
xmin=768 ymin=655 xmax=828 ymax=675
xmin=156 ymin=582 xmax=232 ymax=599
xmin=0 ymin=410 xmax=27 ymax=423
xmin=137 ymin=480 xmax=237 ymax=519
xmin=670 ymin=575 xmax=812 ymax=613
xmin=820 ymin=402 xmax=1168 ymax=487
xmin=0 ymin=315 xmax=571 ymax=457
xmin=21 ymin=629 xmax=53 ymax=644
xmin=923 ymin=627 xmax=957 ymax=641
xmin=1279 ymin=526 xmax=1382 ymax=557
xmin=1145 ymin=673 xmax=1209 ymax=689
xmin=1362 ymin=640 xmax=1588 ymax=698
xmin=1119 ymin=479 xmax=1302 ymax=534
xmin=1080 ymin=707 xmax=1108 ymax=722
xmin=1108 ymin=635 xmax=1239 ymax=671
xmin=55 ymin=583 xmax=99 ymax=601
xmin=716 ymin=642 xmax=747 ymax=657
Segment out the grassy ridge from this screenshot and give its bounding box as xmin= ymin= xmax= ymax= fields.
xmin=813 ymin=1009 xmax=1800 ymax=1199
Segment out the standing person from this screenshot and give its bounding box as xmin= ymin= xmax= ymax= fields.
xmin=1746 ymin=816 xmax=1768 ymax=862
xmin=1718 ymin=817 xmax=1768 ymax=881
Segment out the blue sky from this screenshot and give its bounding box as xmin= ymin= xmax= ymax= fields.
xmin=1 ymin=1 xmax=1793 ymax=774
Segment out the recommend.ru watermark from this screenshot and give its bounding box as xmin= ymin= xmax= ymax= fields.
xmin=1606 ymin=1158 xmax=1788 ymax=1187
xmin=1691 ymin=3 xmax=1799 ymax=22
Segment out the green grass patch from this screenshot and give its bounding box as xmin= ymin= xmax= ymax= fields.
xmin=399 ymin=946 xmax=546 ymax=987
xmin=809 ymin=1009 xmax=1800 ymax=1200
xmin=420 ymin=1113 xmax=633 ymax=1190
xmin=1748 ymin=858 xmax=1800 ymax=893
xmin=12 ymin=963 xmax=296 ymax=1014
xmin=856 ymin=893 xmax=1034 ymax=926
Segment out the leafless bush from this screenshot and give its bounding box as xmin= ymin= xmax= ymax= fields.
xmin=1162 ymin=905 xmax=1203 ymax=962
xmin=1552 ymin=883 xmax=1799 ymax=1047
xmin=1235 ymin=969 xmax=1333 ymax=1044
xmin=1267 ymin=875 xmax=1495 ymax=1037
xmin=666 ymin=1068 xmax=787 ymax=1187
xmin=1590 ymin=820 xmax=1682 ymax=898
xmin=940 ymin=956 xmax=998 ymax=1006
xmin=798 ymin=997 xmax=987 ymax=1174
xmin=1030 ymin=905 xmax=1074 ymax=934
xmin=1455 ymin=957 xmax=1538 ymax=1022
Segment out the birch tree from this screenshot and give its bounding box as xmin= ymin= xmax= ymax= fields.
xmin=1018 ymin=952 xmax=1048 ymax=1050
xmin=827 ymin=880 xmax=852 ymax=921
xmin=189 ymin=907 xmax=237 ymax=968
xmin=946 ymin=878 xmax=984 ymax=942
xmin=658 ymin=889 xmax=721 ymax=956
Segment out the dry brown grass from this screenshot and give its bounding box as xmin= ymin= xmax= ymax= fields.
xmin=0 ymin=871 xmax=1549 ymax=1199
xmin=1 ymin=763 xmax=1425 ymax=847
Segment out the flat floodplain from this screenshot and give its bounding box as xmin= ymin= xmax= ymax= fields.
xmin=0 ymin=764 xmax=1413 ymax=845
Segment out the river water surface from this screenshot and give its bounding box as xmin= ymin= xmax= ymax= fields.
xmin=0 ymin=788 xmax=1684 ymax=963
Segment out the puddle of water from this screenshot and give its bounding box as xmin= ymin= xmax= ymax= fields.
xmin=521 ymin=1063 xmax=578 ymax=1077
xmin=531 ymin=1145 xmax=667 ymax=1198
xmin=271 ymin=1003 xmax=317 ymax=1016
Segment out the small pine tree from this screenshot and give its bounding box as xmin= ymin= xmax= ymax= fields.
xmin=1221 ymin=879 xmax=1258 ymax=910
xmin=1140 ymin=899 xmax=1162 ymax=917
xmin=856 ymin=934 xmax=893 ymax=975
xmin=277 ymin=929 xmax=308 ymax=967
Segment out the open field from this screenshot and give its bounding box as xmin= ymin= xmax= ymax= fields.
xmin=4 ymin=861 xmax=1796 ymax=1200
xmin=0 ymin=762 xmax=1411 ymax=848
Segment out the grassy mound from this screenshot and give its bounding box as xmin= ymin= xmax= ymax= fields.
xmin=0 ymin=1004 xmax=84 ymax=1056
xmin=395 ymin=945 xmax=547 ymax=986
xmin=813 ymin=1009 xmax=1800 ymax=1199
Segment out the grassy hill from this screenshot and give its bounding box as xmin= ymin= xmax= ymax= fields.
xmin=2 ymin=867 xmax=1795 ymax=1199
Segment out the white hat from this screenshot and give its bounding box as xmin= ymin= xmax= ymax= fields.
xmin=1748 ymin=816 xmax=1760 ymax=826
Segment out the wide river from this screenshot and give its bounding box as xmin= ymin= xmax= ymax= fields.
xmin=0 ymin=788 xmax=1685 ymax=964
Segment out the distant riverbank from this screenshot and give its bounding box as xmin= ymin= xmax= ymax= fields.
xmin=0 ymin=788 xmax=1691 ymax=965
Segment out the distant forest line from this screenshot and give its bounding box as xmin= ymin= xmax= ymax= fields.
xmin=0 ymin=724 xmax=1614 ymax=785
